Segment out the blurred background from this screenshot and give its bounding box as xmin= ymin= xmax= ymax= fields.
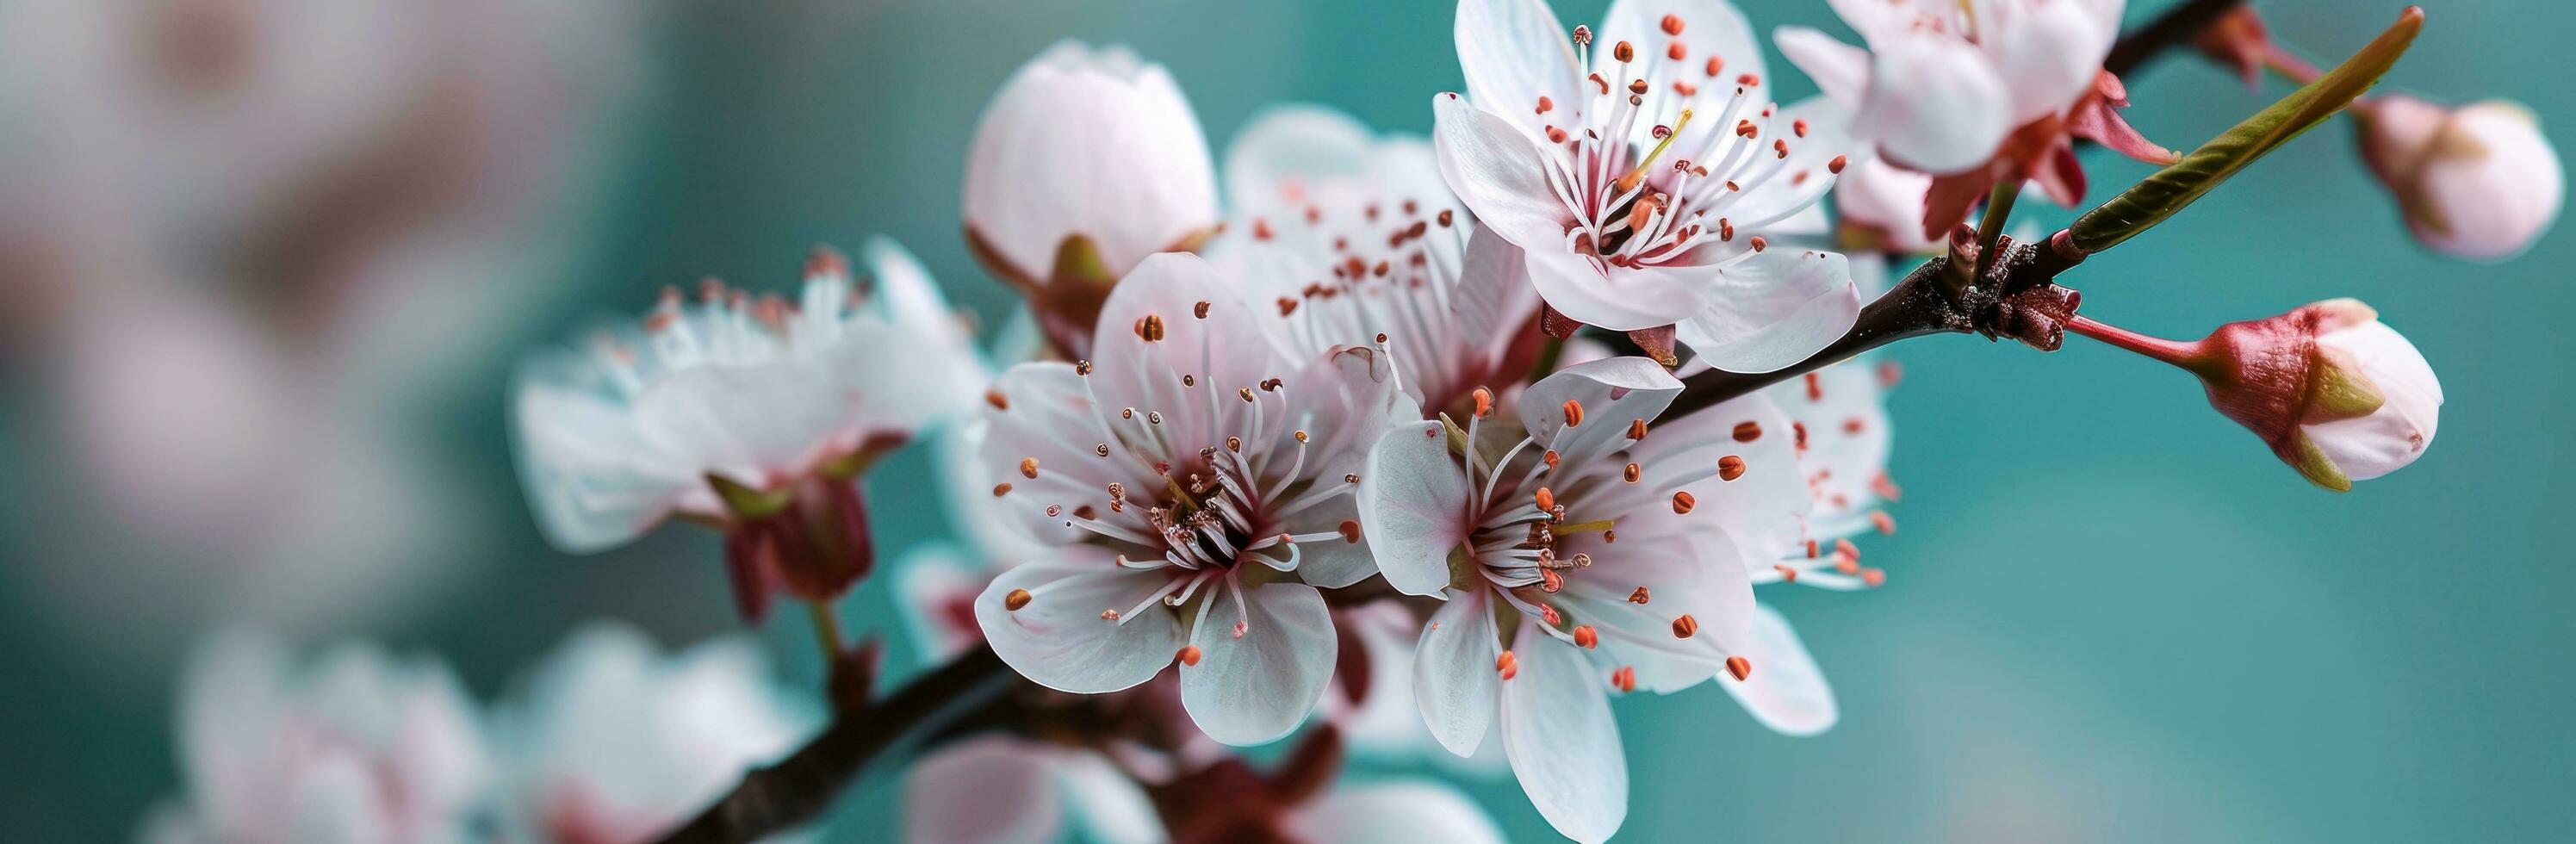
xmin=1 ymin=0 xmax=2566 ymax=841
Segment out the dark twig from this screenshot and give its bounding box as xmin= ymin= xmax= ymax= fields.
xmin=656 ymin=647 xmax=1012 ymax=843
xmin=1667 ymin=239 xmax=2082 ymax=418
xmin=2106 ymin=0 xmax=2246 ymax=78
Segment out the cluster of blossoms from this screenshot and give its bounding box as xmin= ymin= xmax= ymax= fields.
xmin=142 ymin=623 xmax=816 ymax=844
xmin=141 ymin=0 xmax=2551 ymax=842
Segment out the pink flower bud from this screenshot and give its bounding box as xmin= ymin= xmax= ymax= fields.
xmin=2355 ymin=94 xmax=2564 ymax=261
xmin=963 ymin=41 xmax=1218 ymax=286
xmin=2187 ymin=300 xmax=2443 ymax=491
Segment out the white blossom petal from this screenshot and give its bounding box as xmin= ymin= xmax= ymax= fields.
xmin=1986 ymin=0 xmax=2116 ymax=124
xmin=1180 ymin=580 xmax=1337 ymax=746
xmin=1514 ymin=356 xmax=1685 ymax=466
xmin=1674 ymin=247 xmax=1859 ymax=374
xmin=1717 ymin=605 xmax=1839 ymax=735
xmin=1527 ymin=245 xmax=1718 ymax=332
xmin=2308 ymin=320 xmax=2443 ymax=481
xmin=1456 ymin=0 xmax=1582 ymax=141
xmin=1854 ymin=32 xmax=2012 ymax=173
xmin=977 ymin=562 xmax=1185 ymax=694
xmin=1500 ymin=626 xmax=1628 ymax=844
xmin=1774 ymin=27 xmax=1871 ymax=104
xmin=1222 ymin=104 xmax=1380 ymax=215
xmin=1414 ymin=588 xmax=1500 ymax=758
xmin=1358 ymin=420 xmax=1473 ymax=598
xmin=1432 ymin=93 xmax=1575 ymax=251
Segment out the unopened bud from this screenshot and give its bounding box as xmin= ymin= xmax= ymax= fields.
xmin=2082 ymin=300 xmax=2443 ymax=491
xmin=2355 ymin=94 xmax=2563 ymax=261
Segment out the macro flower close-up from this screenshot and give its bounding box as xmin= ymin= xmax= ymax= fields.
xmin=3 ymin=2 xmax=2570 ymax=842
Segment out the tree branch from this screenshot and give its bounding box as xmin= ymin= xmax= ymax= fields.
xmin=1667 ymin=238 xmax=2084 ymax=418
xmin=656 ymin=647 xmax=1012 ymax=843
xmin=2106 ymin=0 xmax=2245 ymax=79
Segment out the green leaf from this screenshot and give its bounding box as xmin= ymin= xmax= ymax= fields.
xmin=2069 ymin=7 xmax=2424 ymax=254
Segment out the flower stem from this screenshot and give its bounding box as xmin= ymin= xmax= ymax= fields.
xmin=1668 ymin=259 xmax=1977 ymax=417
xmin=2064 ymin=314 xmax=2201 ymax=367
xmin=2261 ymin=43 xmax=2327 ymax=85
xmin=808 ymin=599 xmax=845 ymax=656
xmin=1972 ymin=178 xmax=2022 ymax=281
xmin=2105 ymin=0 xmax=2245 ymax=78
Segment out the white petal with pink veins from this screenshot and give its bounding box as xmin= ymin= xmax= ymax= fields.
xmin=1180 ymin=580 xmax=1337 ymax=746
xmin=1718 ymin=605 xmax=1840 ymax=736
xmin=973 ymin=362 xmax=1127 ymax=546
xmin=1221 ymin=104 xmax=1380 ymax=215
xmin=1500 ymin=627 xmax=1628 ymax=844
xmin=977 ymin=563 xmax=1186 ymax=695
xmin=1855 ymin=32 xmax=2012 ymax=173
xmin=1675 ymin=247 xmax=1859 ymax=374
xmin=823 ymin=238 xmax=987 ymax=436
xmin=1456 ymin=0 xmax=1582 ymax=142
xmin=1548 ymin=529 xmax=1755 ymax=692
xmin=963 ymin=41 xmax=1216 ymax=281
xmin=1525 ymin=244 xmax=1720 ymax=332
xmin=1986 ymin=0 xmax=2116 ymax=123
xmin=1432 ymin=94 xmax=1576 ymax=251
xmin=1622 ymin=390 xmax=1811 ymax=559
xmin=1774 ymin=27 xmax=1871 ymax=104
xmin=1414 ymin=588 xmax=1500 ymax=757
xmin=1825 ymin=0 xmax=1922 ymax=45
xmin=1359 ymin=420 xmax=1473 ymax=598
xmin=1086 ymin=254 xmax=1292 ymax=426
xmin=1512 ymin=357 xmax=1684 ymax=466
xmin=512 ymin=369 xmax=693 ymax=553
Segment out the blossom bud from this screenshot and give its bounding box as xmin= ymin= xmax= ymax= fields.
xmin=962 ymin=40 xmax=1219 ymax=345
xmin=2157 ymin=300 xmax=2443 ymax=491
xmin=2353 ymin=94 xmax=2563 ymax=261
xmin=709 ymin=471 xmax=878 ymax=620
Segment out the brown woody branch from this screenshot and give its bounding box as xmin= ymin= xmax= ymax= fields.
xmin=2107 ymin=0 xmax=2246 ymax=78
xmin=655 ymin=647 xmax=1012 ymax=843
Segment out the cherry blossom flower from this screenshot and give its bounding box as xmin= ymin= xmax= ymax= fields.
xmin=1712 ymin=351 xmax=1905 ymax=736
xmin=140 ymin=630 xmax=487 ymax=844
xmin=1356 ymin=357 xmax=1809 ymax=841
xmin=2071 ymin=299 xmax=2443 ymax=491
xmin=1207 ymin=104 xmax=1547 ymax=415
xmin=491 ymin=622 xmax=820 ymax=844
xmin=512 ymin=239 xmax=982 ymax=619
xmin=2354 ymin=94 xmax=2565 ymax=261
xmin=1433 ymin=0 xmax=1861 ymax=371
xmin=972 ymin=252 xmax=1412 ymax=747
xmin=1778 ymin=0 xmax=2173 ymax=239
xmin=964 ymin=40 xmax=1220 ymax=356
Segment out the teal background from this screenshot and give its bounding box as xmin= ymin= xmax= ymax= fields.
xmin=4 ymin=1 xmax=2568 ymax=841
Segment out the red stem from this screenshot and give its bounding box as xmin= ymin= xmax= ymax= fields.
xmin=2065 ymin=314 xmax=2202 ymax=367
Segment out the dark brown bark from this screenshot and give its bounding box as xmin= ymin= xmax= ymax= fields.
xmin=2106 ymin=0 xmax=2247 ymax=79
xmin=655 ymin=647 xmax=1011 ymax=843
